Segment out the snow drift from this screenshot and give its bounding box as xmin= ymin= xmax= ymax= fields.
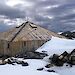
xmin=36 ymin=36 xmax=75 ymax=56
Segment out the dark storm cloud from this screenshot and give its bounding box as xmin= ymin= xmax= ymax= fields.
xmin=0 ymin=0 xmax=26 ymax=31
xmin=46 ymin=3 xmax=75 ymax=17
xmin=33 ymin=14 xmax=50 ymax=22
xmin=0 ymin=4 xmax=26 ymax=19
xmin=0 ymin=0 xmax=75 ymax=32
xmin=27 ymin=0 xmax=75 ymax=32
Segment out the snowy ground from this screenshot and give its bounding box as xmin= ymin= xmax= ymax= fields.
xmin=0 ymin=59 xmax=58 ymax=75
xmin=37 ymin=36 xmax=75 ymax=56
xmin=36 ymin=36 xmax=75 ymax=75
xmin=1 ymin=36 xmax=75 ymax=75
xmin=0 ymin=59 xmax=75 ymax=75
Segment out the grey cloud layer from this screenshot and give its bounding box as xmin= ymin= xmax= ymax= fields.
xmin=0 ymin=4 xmax=26 ymax=19
xmin=0 ymin=0 xmax=75 ymax=32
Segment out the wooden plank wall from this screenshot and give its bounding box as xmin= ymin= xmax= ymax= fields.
xmin=8 ymin=40 xmax=47 ymax=56
xmin=0 ymin=40 xmax=4 ymax=55
xmin=0 ymin=40 xmax=48 ymax=56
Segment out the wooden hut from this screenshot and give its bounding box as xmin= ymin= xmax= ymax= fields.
xmin=0 ymin=21 xmax=65 ymax=56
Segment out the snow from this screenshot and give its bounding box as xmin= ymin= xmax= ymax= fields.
xmin=0 ymin=59 xmax=58 ymax=75
xmin=0 ymin=59 xmax=75 ymax=75
xmin=36 ymin=36 xmax=75 ymax=75
xmin=1 ymin=36 xmax=75 ymax=75
xmin=58 ymin=32 xmax=63 ymax=34
xmin=71 ymin=30 xmax=75 ymax=32
xmin=46 ymin=64 xmax=75 ymax=75
xmin=36 ymin=36 xmax=75 ymax=56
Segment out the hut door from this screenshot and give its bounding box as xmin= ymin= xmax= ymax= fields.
xmin=22 ymin=41 xmax=26 ymax=52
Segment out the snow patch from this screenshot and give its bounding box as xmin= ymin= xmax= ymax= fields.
xmin=36 ymin=36 xmax=75 ymax=56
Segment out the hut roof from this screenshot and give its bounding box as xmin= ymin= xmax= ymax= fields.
xmin=0 ymin=21 xmax=65 ymax=42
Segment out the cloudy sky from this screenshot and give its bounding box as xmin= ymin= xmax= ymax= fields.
xmin=0 ymin=0 xmax=75 ymax=32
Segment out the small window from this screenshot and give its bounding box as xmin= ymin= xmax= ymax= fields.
xmin=29 ymin=24 xmax=37 ymax=28
xmin=7 ymin=43 xmax=10 ymax=49
xmin=24 ymin=41 xmax=26 ymax=46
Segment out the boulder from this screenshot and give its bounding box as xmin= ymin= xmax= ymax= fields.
xmin=0 ymin=60 xmax=6 ymax=65
xmin=50 ymin=51 xmax=69 ymax=66
xmin=47 ymin=70 xmax=55 ymax=72
xmin=4 ymin=58 xmax=16 ymax=65
xmin=48 ymin=50 xmax=75 ymax=67
xmin=37 ymin=68 xmax=44 ymax=71
xmin=51 ymin=54 xmax=64 ymax=66
xmin=60 ymin=31 xmax=75 ymax=39
xmin=68 ymin=49 xmax=75 ymax=65
xmin=58 ymin=51 xmax=69 ymax=63
xmin=16 ymin=60 xmax=23 ymax=64
xmin=21 ymin=61 xmax=29 ymax=66
xmin=15 ymin=51 xmax=48 ymax=59
xmin=45 ymin=64 xmax=54 ymax=68
xmin=71 ymin=32 xmax=75 ymax=38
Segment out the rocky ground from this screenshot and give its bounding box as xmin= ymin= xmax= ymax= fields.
xmin=0 ymin=36 xmax=75 ymax=75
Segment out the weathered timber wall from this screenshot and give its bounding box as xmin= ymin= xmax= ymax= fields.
xmin=0 ymin=39 xmax=49 ymax=56
xmin=8 ymin=40 xmax=47 ymax=56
